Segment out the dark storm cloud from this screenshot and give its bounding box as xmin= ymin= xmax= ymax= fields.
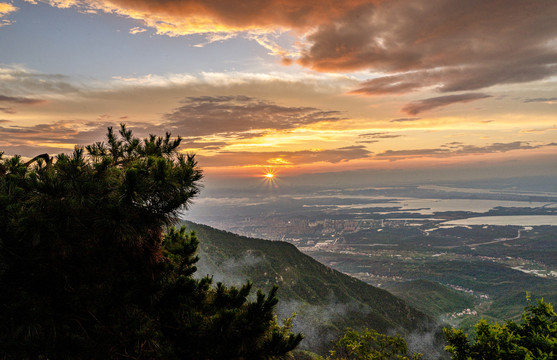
xmin=164 ymin=95 xmax=345 ymax=138
xmin=401 ymin=93 xmax=492 ymax=115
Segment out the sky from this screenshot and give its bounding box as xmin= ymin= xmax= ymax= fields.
xmin=1 ymin=0 xmax=557 ymax=187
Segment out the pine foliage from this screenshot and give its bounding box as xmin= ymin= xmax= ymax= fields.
xmin=0 ymin=125 xmax=301 ymax=359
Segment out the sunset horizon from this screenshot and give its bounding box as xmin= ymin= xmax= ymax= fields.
xmin=1 ymin=0 xmax=557 ymax=183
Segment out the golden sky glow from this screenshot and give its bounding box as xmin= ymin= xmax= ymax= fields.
xmin=1 ymin=0 xmax=557 ymax=182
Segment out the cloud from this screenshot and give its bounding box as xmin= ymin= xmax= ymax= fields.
xmin=390 ymin=117 xmax=421 ymax=123
xmin=520 ymin=126 xmax=557 ymax=134
xmin=376 ymin=141 xmax=557 ymax=161
xmin=0 ymin=2 xmax=17 ymax=14
xmin=0 ymin=2 xmax=18 ymax=27
xmin=164 ymin=95 xmax=345 ymax=139
xmin=401 ymin=93 xmax=491 ymax=115
xmin=0 ymin=119 xmax=370 ymax=166
xmin=523 ymin=97 xmax=557 ymax=104
xmin=0 ymin=120 xmax=166 ymax=157
xmin=0 ymin=121 xmax=83 ymax=143
xmin=359 ymin=132 xmax=402 ymax=139
xmin=0 ymin=94 xmax=45 ymax=114
xmin=0 ymin=65 xmax=79 ymax=96
xmin=181 ymin=139 xmax=229 ymax=150
xmin=194 ymin=33 xmax=238 ymax=48
xmin=356 ymin=132 xmax=402 ymax=144
xmin=199 ymin=145 xmax=372 ymax=167
xmin=129 ymin=26 xmax=147 ymax=34
xmin=300 ymin=0 xmax=557 ymax=92
xmin=35 ymin=0 xmax=373 ymax=36
xmin=0 ymin=120 xmax=116 ymax=150
xmin=0 ymin=94 xmax=45 ymax=105
xmin=350 ymin=63 xmax=557 ymax=96
xmin=0 ymin=108 xmax=15 ymax=114
xmin=33 ymin=0 xmax=557 ymax=95
xmin=0 ymin=121 xmax=82 ymax=156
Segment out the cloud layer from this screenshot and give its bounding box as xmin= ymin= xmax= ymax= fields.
xmin=165 ymin=95 xmax=344 ymax=139
xmin=31 ymin=0 xmax=557 ymax=96
xmin=0 ymin=66 xmax=78 ymax=96
xmin=199 ymin=145 xmax=372 ymax=167
xmin=0 ymin=93 xmax=46 ymax=114
xmin=401 ymin=93 xmax=491 ymax=115
xmin=377 ymin=141 xmax=557 ymax=161
xmin=301 ymin=0 xmax=557 ymax=93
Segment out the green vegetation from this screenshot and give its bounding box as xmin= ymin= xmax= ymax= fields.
xmin=184 ymin=221 xmax=441 ymax=355
xmin=323 ymin=328 xmax=422 ymax=360
xmin=310 ymin=224 xmax=557 ymax=327
xmin=385 ymin=280 xmax=477 ymax=320
xmin=0 ymin=125 xmax=301 ymax=359
xmin=2 ymin=124 xmax=555 ymax=360
xmin=444 ymin=297 xmax=557 ymax=359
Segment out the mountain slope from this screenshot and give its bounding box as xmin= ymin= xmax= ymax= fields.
xmin=182 ymin=221 xmax=443 ymax=355
xmin=385 ymin=280 xmax=478 ymax=319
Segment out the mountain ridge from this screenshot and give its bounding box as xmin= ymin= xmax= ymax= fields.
xmin=182 ymin=221 xmax=445 ymax=356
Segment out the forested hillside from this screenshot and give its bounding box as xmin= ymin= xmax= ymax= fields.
xmin=184 ymin=221 xmax=444 ymax=356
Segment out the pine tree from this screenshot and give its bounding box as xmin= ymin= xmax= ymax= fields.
xmin=0 ymin=124 xmax=302 ymax=359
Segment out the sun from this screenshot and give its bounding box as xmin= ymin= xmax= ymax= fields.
xmin=261 ymin=168 xmax=278 ymax=184
xmin=259 ymin=168 xmax=279 ymax=189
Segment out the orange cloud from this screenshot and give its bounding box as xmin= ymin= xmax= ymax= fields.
xmin=34 ymin=0 xmax=557 ymax=96
xmin=45 ymin=0 xmax=374 ymax=35
xmin=0 ymin=2 xmax=17 ymax=15
xmin=0 ymin=2 xmax=18 ymax=26
xmin=198 ymin=145 xmax=372 ymax=167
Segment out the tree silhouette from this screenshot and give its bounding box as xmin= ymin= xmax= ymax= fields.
xmin=0 ymin=124 xmax=302 ymax=359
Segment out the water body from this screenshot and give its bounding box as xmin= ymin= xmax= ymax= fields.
xmin=442 ymin=215 xmax=557 ymax=226
xmin=306 ymin=198 xmax=552 ymax=215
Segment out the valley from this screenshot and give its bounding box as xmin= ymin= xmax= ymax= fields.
xmin=185 ymin=179 xmax=557 ymax=331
